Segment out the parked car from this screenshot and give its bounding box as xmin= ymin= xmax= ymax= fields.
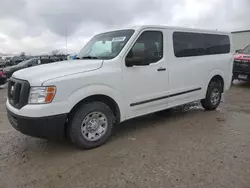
xmin=9 ymin=56 xmax=26 ymax=66
xmin=6 ymin=25 xmax=233 ymax=149
xmin=233 ymin=45 xmax=250 ymax=82
xmin=0 ymin=57 xmax=6 ymax=68
xmin=0 ymin=68 xmax=7 ymax=85
xmin=3 ymin=57 xmax=57 ymax=79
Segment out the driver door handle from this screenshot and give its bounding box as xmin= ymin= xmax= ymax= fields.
xmin=157 ymin=67 xmax=166 ymax=71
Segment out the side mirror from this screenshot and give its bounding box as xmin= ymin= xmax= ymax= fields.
xmin=125 ymin=57 xmax=150 ymax=67
xmin=235 ymin=49 xmax=242 ymax=53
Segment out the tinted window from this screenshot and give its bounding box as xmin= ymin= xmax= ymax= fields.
xmin=18 ymin=59 xmax=34 ymax=66
xmin=173 ymin=32 xmax=230 ymax=57
xmin=25 ymin=59 xmax=38 ymax=66
xmin=41 ymin=59 xmax=55 ymax=64
xmin=126 ymin=31 xmax=163 ymax=65
xmin=30 ymin=59 xmax=38 ymax=66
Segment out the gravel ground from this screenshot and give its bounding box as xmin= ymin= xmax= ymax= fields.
xmin=0 ymin=82 xmax=250 ymax=188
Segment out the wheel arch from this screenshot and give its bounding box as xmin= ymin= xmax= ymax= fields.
xmin=207 ymin=70 xmax=225 ymax=92
xmin=66 ymin=85 xmax=124 ymax=124
xmin=69 ymin=94 xmax=121 ymax=124
xmin=209 ymin=75 xmax=224 ymax=92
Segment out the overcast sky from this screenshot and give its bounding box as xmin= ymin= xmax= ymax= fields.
xmin=0 ymin=0 xmax=249 ymax=55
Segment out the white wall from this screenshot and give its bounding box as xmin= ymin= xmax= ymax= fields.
xmin=232 ymin=31 xmax=250 ymax=52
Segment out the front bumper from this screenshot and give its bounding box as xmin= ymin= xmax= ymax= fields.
xmin=7 ymin=109 xmax=67 ymax=139
xmin=0 ymin=77 xmax=6 ymax=85
xmin=233 ymin=72 xmax=250 ymax=81
xmin=233 ymin=61 xmax=250 ymax=75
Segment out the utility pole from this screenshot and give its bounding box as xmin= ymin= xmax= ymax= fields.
xmin=65 ymin=26 xmax=68 ymax=55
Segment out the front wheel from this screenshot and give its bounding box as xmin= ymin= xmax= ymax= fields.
xmin=201 ymin=82 xmax=222 ymax=110
xmin=232 ymin=74 xmax=236 ymax=83
xmin=69 ymin=102 xmax=114 ymax=149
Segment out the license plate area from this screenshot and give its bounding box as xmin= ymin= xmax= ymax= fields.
xmin=238 ymin=74 xmax=248 ymax=79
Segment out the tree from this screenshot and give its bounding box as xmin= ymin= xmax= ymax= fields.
xmin=51 ymin=50 xmax=60 ymax=56
xmin=20 ymin=52 xmax=26 ymax=58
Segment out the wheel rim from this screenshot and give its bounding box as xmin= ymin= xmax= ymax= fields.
xmin=81 ymin=112 xmax=108 ymax=141
xmin=210 ymin=88 xmax=220 ymax=105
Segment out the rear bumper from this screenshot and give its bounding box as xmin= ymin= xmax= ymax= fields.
xmin=7 ymin=109 xmax=67 ymax=139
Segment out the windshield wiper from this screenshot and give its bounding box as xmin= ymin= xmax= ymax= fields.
xmin=80 ymin=56 xmax=98 ymax=59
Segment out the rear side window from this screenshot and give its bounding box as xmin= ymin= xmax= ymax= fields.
xmin=173 ymin=32 xmax=230 ymax=57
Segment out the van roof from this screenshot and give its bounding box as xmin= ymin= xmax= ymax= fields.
xmin=126 ymin=25 xmax=231 ymax=35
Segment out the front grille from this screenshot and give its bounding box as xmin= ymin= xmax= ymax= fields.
xmin=8 ymin=78 xmax=30 ymax=109
xmin=234 ymin=60 xmax=250 ymax=63
xmin=233 ymin=60 xmax=250 ymax=73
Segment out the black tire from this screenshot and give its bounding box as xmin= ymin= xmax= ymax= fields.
xmin=201 ymin=81 xmax=222 ymax=111
xmin=69 ymin=102 xmax=114 ymax=149
xmin=232 ymin=74 xmax=236 ymax=83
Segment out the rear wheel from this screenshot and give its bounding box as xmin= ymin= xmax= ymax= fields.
xmin=69 ymin=102 xmax=114 ymax=149
xmin=201 ymin=81 xmax=222 ymax=110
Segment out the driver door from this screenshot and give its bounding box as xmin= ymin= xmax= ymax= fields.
xmin=122 ymin=30 xmax=169 ymax=119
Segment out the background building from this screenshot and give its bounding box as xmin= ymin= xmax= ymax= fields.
xmin=232 ymin=30 xmax=250 ymax=52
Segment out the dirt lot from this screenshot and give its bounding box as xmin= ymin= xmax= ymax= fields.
xmin=0 ymin=82 xmax=250 ymax=188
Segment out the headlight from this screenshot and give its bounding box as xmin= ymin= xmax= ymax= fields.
xmin=28 ymin=86 xmax=56 ymax=104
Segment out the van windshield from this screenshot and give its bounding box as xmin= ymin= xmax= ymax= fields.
xmin=77 ymin=29 xmax=134 ymax=60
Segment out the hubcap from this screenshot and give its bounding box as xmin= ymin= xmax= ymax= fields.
xmin=81 ymin=112 xmax=108 ymax=141
xmin=210 ymin=88 xmax=220 ymax=105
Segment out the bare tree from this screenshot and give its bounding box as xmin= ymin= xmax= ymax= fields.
xmin=20 ymin=52 xmax=26 ymax=58
xmin=51 ymin=50 xmax=60 ymax=56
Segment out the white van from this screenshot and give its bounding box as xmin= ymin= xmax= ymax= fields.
xmin=6 ymin=25 xmax=233 ymax=149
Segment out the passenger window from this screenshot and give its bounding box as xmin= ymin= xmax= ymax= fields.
xmin=126 ymin=31 xmax=163 ymax=66
xmin=173 ymin=32 xmax=230 ymax=57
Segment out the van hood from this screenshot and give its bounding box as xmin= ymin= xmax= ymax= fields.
xmin=12 ymin=60 xmax=103 ymax=85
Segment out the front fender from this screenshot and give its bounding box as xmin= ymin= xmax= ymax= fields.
xmin=67 ymin=84 xmax=125 ymax=121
